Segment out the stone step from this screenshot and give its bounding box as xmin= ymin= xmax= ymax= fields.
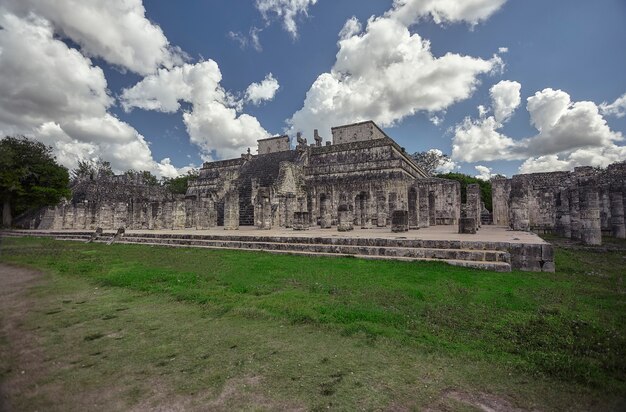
xmin=110 ymin=240 xmax=512 ymax=272
xmin=4 ymin=230 xmax=512 ymax=252
xmin=102 ymin=235 xmax=510 ymax=263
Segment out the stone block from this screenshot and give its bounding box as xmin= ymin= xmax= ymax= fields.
xmin=458 ymin=217 xmax=476 ymax=234
xmin=391 ymin=210 xmax=408 ymax=233
xmin=293 ymin=212 xmax=310 ymax=230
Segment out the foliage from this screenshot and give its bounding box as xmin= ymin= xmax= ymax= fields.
xmin=123 ymin=169 xmax=159 ymax=186
xmin=436 ymin=172 xmax=493 ymax=211
xmin=71 ymin=158 xmax=114 ymax=182
xmin=0 ymin=136 xmax=70 ymax=225
xmin=162 ymin=169 xmax=199 ymax=194
xmin=410 ymin=150 xmax=450 ymax=175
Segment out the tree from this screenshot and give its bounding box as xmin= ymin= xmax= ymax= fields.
xmin=124 ymin=169 xmax=159 ymax=186
xmin=436 ymin=172 xmax=493 ymax=211
xmin=71 ymin=158 xmax=113 ymax=182
xmin=0 ymin=137 xmax=70 ymax=227
xmin=162 ymin=170 xmax=199 ymax=194
xmin=410 ymin=150 xmax=451 ymax=175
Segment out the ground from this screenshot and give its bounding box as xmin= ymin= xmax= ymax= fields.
xmin=0 ymin=236 xmax=625 ymax=411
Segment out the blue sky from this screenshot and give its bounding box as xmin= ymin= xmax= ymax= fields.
xmin=0 ymin=0 xmax=625 ymax=178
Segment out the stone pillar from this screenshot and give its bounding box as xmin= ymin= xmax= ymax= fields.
xmin=196 ymin=198 xmax=216 ymax=230
xmin=320 ymin=196 xmax=332 ymax=228
xmin=418 ymin=187 xmax=429 ymax=228
xmin=569 ymin=187 xmax=580 ymax=240
xmin=554 ymin=189 xmax=571 ymax=238
xmin=491 ymin=178 xmax=511 ymax=226
xmin=610 ymin=190 xmax=625 ymax=239
xmin=428 ymin=191 xmax=436 ymax=227
xmin=376 ymin=192 xmax=387 ymax=227
xmin=466 ymin=184 xmax=481 ymax=231
xmin=600 ymin=189 xmax=611 ymax=235
xmin=579 ymin=185 xmax=601 ymax=245
xmin=337 ymin=205 xmax=353 ymax=232
xmin=224 ymin=191 xmax=239 ymax=230
xmin=172 ymin=200 xmax=186 ymax=229
xmin=509 ymin=179 xmax=530 ymax=231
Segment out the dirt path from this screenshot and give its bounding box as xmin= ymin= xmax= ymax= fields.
xmin=0 ymin=264 xmax=45 ymax=412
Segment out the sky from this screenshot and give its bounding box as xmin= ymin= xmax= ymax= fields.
xmin=0 ymin=0 xmax=625 ymax=179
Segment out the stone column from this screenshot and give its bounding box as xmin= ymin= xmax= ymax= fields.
xmin=491 ymin=178 xmax=510 ymax=226
xmin=224 ymin=191 xmax=240 ymax=230
xmin=610 ymin=190 xmax=625 ymax=239
xmin=554 ymin=189 xmax=571 ymax=238
xmin=509 ymin=180 xmax=529 ymax=231
xmin=579 ymin=185 xmax=601 ymax=245
xmin=569 ymin=187 xmax=580 ymax=240
xmin=418 ymin=187 xmax=429 ymax=228
xmin=466 ymin=184 xmax=481 ymax=231
xmin=428 ymin=191 xmax=436 ymax=227
xmin=337 ymin=205 xmax=353 ymax=232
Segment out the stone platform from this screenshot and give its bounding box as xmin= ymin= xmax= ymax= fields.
xmin=1 ymin=226 xmax=554 ymax=273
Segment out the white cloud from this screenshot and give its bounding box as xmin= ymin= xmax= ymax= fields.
xmin=288 ymin=10 xmax=502 ymax=139
xmin=228 ymin=27 xmax=263 ymax=52
xmin=245 ymin=73 xmax=280 ymax=105
xmin=498 ymin=46 xmax=508 ymax=53
xmin=339 ymin=16 xmax=362 ymax=40
xmin=489 ymin=80 xmax=521 ymax=123
xmin=451 ymin=84 xmax=625 ymax=172
xmin=0 ymin=12 xmax=187 ymax=177
xmin=474 ymin=165 xmax=493 ymax=180
xmin=388 ymin=0 xmax=508 ymax=26
xmin=519 ymin=145 xmax=626 ymax=174
xmin=2 ymin=0 xmax=184 ymax=75
xmin=121 ymin=61 xmax=271 ymax=159
xmin=600 ymin=92 xmax=626 ymax=118
xmin=452 ymin=114 xmax=517 ymax=162
xmin=255 ymin=0 xmax=318 ymax=39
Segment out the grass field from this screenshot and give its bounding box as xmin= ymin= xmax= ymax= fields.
xmin=1 ymin=236 xmax=625 ymax=411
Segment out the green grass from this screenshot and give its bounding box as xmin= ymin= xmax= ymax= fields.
xmin=1 ymin=236 xmax=625 ymax=410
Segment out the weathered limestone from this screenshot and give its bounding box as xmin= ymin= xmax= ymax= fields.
xmin=458 ymin=217 xmax=476 ymax=234
xmin=337 ymin=205 xmax=354 ymax=232
xmin=466 ymin=184 xmax=481 ymax=231
xmin=293 ymin=212 xmax=310 ymax=230
xmin=224 ymin=191 xmax=239 ymax=230
xmin=610 ymin=190 xmax=625 ymax=238
xmin=19 ymin=121 xmax=473 ymax=236
xmin=492 ymin=161 xmax=626 ymax=245
xmin=391 ymin=210 xmax=409 ymax=232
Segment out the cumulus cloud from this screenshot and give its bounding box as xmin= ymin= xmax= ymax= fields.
xmin=600 ymin=92 xmax=626 ymax=118
xmin=288 ymin=8 xmax=504 ymax=139
xmin=121 ymin=61 xmax=271 ymax=159
xmin=489 ymin=80 xmax=521 ymax=123
xmin=0 ymin=12 xmax=186 ymax=177
xmin=452 ymin=83 xmax=625 ymax=173
xmin=255 ymin=0 xmax=318 ymax=39
xmin=474 ymin=165 xmax=493 ymax=180
xmin=245 ymin=73 xmax=280 ymax=105
xmin=388 ymin=0 xmax=508 ymax=26
xmin=2 ymin=0 xmax=185 ymax=75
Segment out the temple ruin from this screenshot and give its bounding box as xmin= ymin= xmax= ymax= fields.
xmin=492 ymin=162 xmax=626 ymax=245
xmin=28 ymin=121 xmax=465 ymax=233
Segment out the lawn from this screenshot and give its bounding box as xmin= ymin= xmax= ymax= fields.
xmin=1 ymin=236 xmax=625 ymax=411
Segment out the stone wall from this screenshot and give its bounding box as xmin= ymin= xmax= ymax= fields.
xmin=331 ymin=121 xmax=386 ymax=145
xmin=257 ymin=135 xmax=290 ymax=154
xmin=491 ymin=161 xmax=626 ymax=245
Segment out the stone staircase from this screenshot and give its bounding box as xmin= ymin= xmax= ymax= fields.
xmin=2 ymin=229 xmax=514 ymax=272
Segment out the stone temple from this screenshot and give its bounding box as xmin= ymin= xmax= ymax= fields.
xmin=11 ymin=120 xmax=626 ymax=272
